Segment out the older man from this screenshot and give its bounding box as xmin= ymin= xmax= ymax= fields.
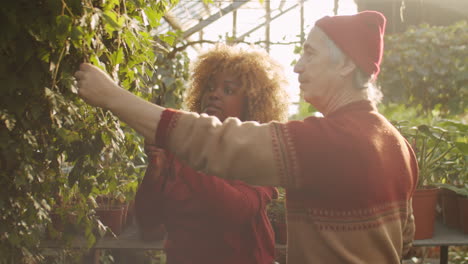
xmin=75 ymin=11 xmax=418 ymax=264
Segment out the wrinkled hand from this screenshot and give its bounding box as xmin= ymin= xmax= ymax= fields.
xmin=74 ymin=63 xmax=122 ymax=109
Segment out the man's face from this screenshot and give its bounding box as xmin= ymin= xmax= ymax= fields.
xmin=294 ymin=27 xmax=339 ymax=107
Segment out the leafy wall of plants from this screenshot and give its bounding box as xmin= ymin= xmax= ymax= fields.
xmin=0 ymin=0 xmax=190 ymax=262
xmin=379 ymin=20 xmax=467 ymax=116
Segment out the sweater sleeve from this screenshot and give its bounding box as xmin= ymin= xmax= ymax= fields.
xmin=176 ymin=161 xmax=266 ymax=225
xmin=154 ymin=109 xmax=297 ymax=187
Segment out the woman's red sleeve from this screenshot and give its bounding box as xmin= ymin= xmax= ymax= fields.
xmin=177 ymin=162 xmax=267 ymax=225
xmin=134 ymin=159 xmax=167 ymax=230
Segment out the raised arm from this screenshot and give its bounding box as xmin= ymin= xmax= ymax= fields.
xmin=75 ymin=63 xmax=290 ymax=187
xmin=155 ymin=109 xmax=286 ymax=186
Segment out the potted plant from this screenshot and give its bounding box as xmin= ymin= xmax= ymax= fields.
xmin=94 ymin=190 xmax=127 ymax=236
xmin=117 ymin=176 xmax=141 ymax=228
xmin=397 ymin=122 xmax=460 ymax=239
xmin=46 ymin=186 xmax=86 ymax=240
xmin=93 ymin=172 xmax=128 ymax=237
xmin=47 ymin=195 xmax=78 ymax=240
xmin=92 ymin=149 xmax=143 ymax=236
xmin=95 ymin=197 xmax=125 ymax=236
xmin=435 ymin=121 xmax=467 ymax=230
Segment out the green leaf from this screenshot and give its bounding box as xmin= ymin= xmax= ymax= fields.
xmin=143 ymin=7 xmax=162 ymax=28
xmin=454 ymin=142 xmax=468 ymax=155
xmin=90 ymin=55 xmax=104 ymax=70
xmin=104 ymin=0 xmax=120 ymax=11
xmin=37 ymin=47 xmax=50 ymax=63
xmin=103 ymin=10 xmax=124 ymax=34
xmin=438 ymin=120 xmax=468 ymax=132
xmin=108 ymin=47 xmax=124 ymax=66
xmin=100 ymin=131 xmax=111 ymax=145
xmin=57 ymin=128 xmax=80 ymax=144
xmin=71 ymin=26 xmax=84 ymax=46
xmin=159 ymin=33 xmax=176 ymax=46
xmin=56 ymin=15 xmax=72 ymax=38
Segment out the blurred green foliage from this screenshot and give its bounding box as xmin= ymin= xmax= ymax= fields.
xmin=379 ymin=21 xmax=467 ymax=116
xmin=380 ymin=103 xmax=467 ymax=187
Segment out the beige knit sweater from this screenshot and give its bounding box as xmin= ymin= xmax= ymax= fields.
xmin=155 ymin=101 xmax=418 ymax=264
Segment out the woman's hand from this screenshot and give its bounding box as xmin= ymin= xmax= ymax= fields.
xmin=145 ymin=144 xmax=168 ymax=181
xmin=74 ymin=63 xmax=124 ymax=109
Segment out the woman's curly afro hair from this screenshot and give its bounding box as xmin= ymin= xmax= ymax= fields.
xmin=185 ymin=44 xmax=289 ymax=123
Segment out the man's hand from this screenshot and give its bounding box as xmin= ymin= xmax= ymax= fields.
xmin=74 ymin=62 xmax=164 ymax=144
xmin=74 ymin=63 xmax=123 ymax=109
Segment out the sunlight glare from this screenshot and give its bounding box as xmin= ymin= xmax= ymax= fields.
xmin=187 ymin=0 xmax=358 ymax=116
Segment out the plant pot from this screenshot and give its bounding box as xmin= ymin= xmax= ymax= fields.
xmin=412 ymin=188 xmax=439 ymax=239
xmin=274 ymin=221 xmax=287 ymax=244
xmin=457 ymin=196 xmax=468 ymax=235
xmin=440 ymin=188 xmax=460 ymax=229
xmin=96 ymin=206 xmax=124 ymax=235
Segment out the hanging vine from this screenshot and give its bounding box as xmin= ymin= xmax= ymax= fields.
xmin=0 ymin=0 xmax=191 ymax=262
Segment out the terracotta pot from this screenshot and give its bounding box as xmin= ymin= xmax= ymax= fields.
xmin=440 ymin=188 xmax=460 ymax=229
xmin=457 ymin=196 xmax=468 ymax=234
xmin=96 ymin=206 xmax=124 ymax=235
xmin=274 ymin=221 xmax=287 ymax=244
xmin=412 ymin=188 xmax=439 ymax=239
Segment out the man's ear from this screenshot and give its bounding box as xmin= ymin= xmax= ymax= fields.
xmin=338 ymin=57 xmax=356 ymax=77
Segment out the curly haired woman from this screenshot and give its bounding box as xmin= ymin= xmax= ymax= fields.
xmin=134 ymin=44 xmax=289 ymax=264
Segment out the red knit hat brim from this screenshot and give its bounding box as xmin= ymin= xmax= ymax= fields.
xmin=315 ymin=11 xmax=386 ymax=77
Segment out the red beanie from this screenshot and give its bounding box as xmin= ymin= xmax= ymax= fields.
xmin=315 ymin=11 xmax=386 ymax=77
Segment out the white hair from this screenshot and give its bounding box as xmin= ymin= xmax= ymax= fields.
xmin=318 ymin=28 xmax=383 ymax=104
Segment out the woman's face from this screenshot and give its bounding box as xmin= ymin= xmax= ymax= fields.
xmin=200 ymin=71 xmax=246 ymax=122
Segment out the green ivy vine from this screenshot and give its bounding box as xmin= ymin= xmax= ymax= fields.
xmin=0 ymin=0 xmax=192 ymax=262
